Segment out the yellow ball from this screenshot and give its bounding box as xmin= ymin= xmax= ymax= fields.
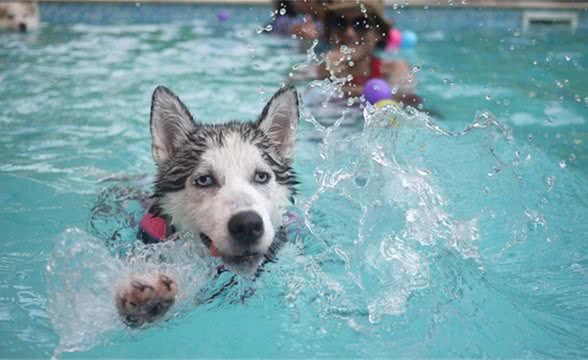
xmin=374 ymin=99 xmax=398 ymax=108
xmin=373 ymin=99 xmax=400 ymax=127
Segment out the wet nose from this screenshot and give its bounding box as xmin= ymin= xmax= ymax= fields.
xmin=228 ymin=211 xmax=264 ymax=245
xmin=19 ymin=23 xmax=27 ymax=32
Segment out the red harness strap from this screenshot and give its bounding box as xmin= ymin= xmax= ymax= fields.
xmin=139 ymin=212 xmax=169 ymax=242
xmin=138 ymin=211 xmax=221 ymax=257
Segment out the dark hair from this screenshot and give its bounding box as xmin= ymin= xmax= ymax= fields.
xmin=324 ymin=10 xmax=388 ymax=49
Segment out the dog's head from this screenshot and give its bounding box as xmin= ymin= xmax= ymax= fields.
xmin=149 ymin=85 xmax=299 ymax=273
xmin=0 ymin=2 xmax=39 ymax=32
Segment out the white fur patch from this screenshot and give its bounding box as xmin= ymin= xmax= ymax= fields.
xmin=163 ymin=132 xmax=290 ymax=257
xmin=0 ymin=2 xmax=39 ymax=32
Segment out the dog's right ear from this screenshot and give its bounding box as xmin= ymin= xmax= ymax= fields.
xmin=150 ymin=86 xmax=196 ymax=163
xmin=257 ymin=85 xmax=299 ymax=160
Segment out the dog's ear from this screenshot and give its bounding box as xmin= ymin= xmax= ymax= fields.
xmin=257 ymin=85 xmax=299 ymax=160
xmin=150 ymin=86 xmax=196 ymax=163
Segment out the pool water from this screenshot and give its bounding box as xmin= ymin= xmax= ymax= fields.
xmin=1 ymin=4 xmax=587 ymax=358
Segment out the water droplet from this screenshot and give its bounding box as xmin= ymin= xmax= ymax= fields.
xmin=559 ymin=160 xmax=567 ymax=168
xmin=348 ymin=61 xmax=354 ymax=67
xmin=485 ymin=95 xmax=492 ymax=101
xmin=575 ymin=95 xmax=582 ymax=102
xmin=527 ymin=134 xmax=533 ymax=142
xmin=555 ymin=80 xmax=564 ymax=88
xmin=259 ymin=87 xmax=265 ymax=94
xmin=585 ymin=97 xmax=588 ymax=106
xmin=569 ymin=153 xmax=576 ymax=162
xmin=442 ymin=78 xmax=454 ymax=86
xmin=504 ymin=99 xmax=510 ymax=105
xmin=532 ymin=60 xmax=538 ymax=65
xmin=488 ymin=166 xmax=501 ymax=177
xmin=265 ymin=24 xmax=273 ymax=32
xmin=545 ymin=56 xmax=552 ymax=62
xmin=513 ymin=30 xmax=520 ymax=37
xmin=546 ymin=176 xmax=555 ymax=190
xmin=412 ymin=65 xmax=421 ymax=73
xmin=565 ymin=55 xmax=571 ymax=61
xmin=279 ymin=8 xmax=286 ymax=15
xmin=256 ymin=26 xmax=264 ymax=34
xmin=392 ymin=3 xmax=398 ymax=10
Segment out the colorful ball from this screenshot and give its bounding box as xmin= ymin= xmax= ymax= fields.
xmin=375 ymin=99 xmax=398 ymax=108
xmin=401 ymin=30 xmax=418 ymax=49
xmin=387 ymin=29 xmax=402 ymax=50
xmin=364 ymin=78 xmax=392 ymax=105
xmin=216 ymin=10 xmax=230 ymax=22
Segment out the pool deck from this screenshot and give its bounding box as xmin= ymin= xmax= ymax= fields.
xmin=37 ymin=0 xmax=588 ymax=10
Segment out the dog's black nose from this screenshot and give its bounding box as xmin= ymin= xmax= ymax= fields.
xmin=228 ymin=211 xmax=264 ymax=245
xmin=19 ymin=23 xmax=27 ymax=32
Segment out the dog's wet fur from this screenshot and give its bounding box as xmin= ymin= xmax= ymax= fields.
xmin=0 ymin=2 xmax=39 ymax=32
xmin=116 ymin=85 xmax=299 ymax=327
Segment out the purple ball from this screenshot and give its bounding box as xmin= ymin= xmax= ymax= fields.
xmin=217 ymin=10 xmax=230 ymax=22
xmin=363 ymin=78 xmax=392 ymax=105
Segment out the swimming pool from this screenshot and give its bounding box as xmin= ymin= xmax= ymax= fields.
xmin=1 ymin=3 xmax=587 ymax=358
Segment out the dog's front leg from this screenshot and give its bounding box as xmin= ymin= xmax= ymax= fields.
xmin=115 ymin=273 xmax=177 ymax=328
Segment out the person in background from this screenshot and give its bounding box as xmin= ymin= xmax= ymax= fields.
xmin=269 ymin=0 xmax=329 ymax=41
xmin=317 ymin=0 xmax=421 ymax=106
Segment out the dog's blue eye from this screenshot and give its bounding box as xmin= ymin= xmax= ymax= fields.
xmin=254 ymin=171 xmax=270 ymax=184
xmin=194 ymin=175 xmax=214 ymax=187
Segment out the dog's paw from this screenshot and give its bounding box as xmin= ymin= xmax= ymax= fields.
xmin=115 ymin=273 xmax=177 ymax=328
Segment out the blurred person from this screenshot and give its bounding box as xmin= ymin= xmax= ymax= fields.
xmin=317 ymin=0 xmax=420 ymax=106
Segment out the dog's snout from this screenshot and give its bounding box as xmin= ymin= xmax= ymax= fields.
xmin=228 ymin=211 xmax=264 ymax=245
xmin=18 ymin=23 xmax=27 ymax=32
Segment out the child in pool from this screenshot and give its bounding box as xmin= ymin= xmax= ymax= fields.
xmin=317 ymin=0 xmax=421 ymax=106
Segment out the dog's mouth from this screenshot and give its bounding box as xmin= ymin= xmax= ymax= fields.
xmin=199 ymin=233 xmax=262 ymax=263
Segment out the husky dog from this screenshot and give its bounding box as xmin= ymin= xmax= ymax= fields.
xmin=0 ymin=2 xmax=39 ymax=32
xmin=116 ymin=85 xmax=299 ymax=327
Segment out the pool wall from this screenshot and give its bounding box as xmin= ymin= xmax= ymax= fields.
xmin=37 ymin=1 xmax=588 ymax=31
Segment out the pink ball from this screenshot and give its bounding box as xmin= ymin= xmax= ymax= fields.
xmin=387 ymin=29 xmax=402 ymax=50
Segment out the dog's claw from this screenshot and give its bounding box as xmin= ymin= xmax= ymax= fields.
xmin=116 ymin=273 xmax=178 ymax=328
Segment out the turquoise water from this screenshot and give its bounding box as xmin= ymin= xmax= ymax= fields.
xmin=1 ymin=5 xmax=587 ymax=358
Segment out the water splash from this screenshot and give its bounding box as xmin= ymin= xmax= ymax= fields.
xmin=47 ymin=228 xmax=215 ymax=355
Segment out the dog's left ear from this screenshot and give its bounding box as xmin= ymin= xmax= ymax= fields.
xmin=257 ymin=85 xmax=299 ymax=160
